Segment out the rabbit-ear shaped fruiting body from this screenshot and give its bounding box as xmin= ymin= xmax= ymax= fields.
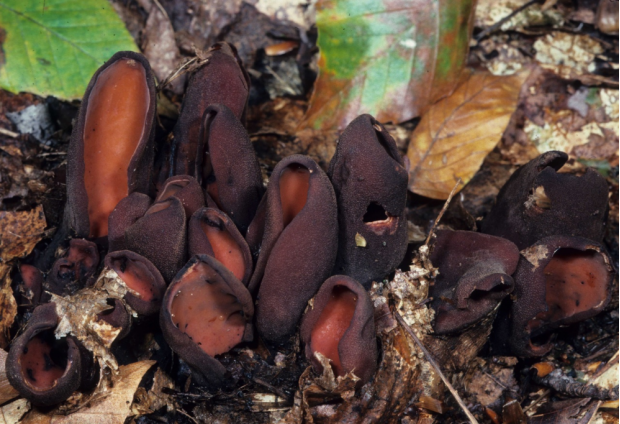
xmin=47 ymin=239 xmax=100 ymax=296
xmin=172 ymin=43 xmax=250 ymax=178
xmin=300 ymin=276 xmax=378 ymax=385
xmin=429 ymin=230 xmax=519 ymax=334
xmin=104 ymin=250 xmax=167 ymax=316
xmin=248 ymin=155 xmax=338 ymax=345
xmin=108 ymin=192 xmax=152 ymax=252
xmin=155 ymin=175 xmax=205 ymax=220
xmin=160 ymin=255 xmax=254 ymax=387
xmin=125 ymin=197 xmax=187 ymax=282
xmin=19 ymin=264 xmax=43 ymax=306
xmin=65 ymin=51 xmax=156 ymax=239
xmin=497 ymin=235 xmax=614 ymax=357
xmin=6 ymin=304 xmax=85 ymax=406
xmin=328 ymin=115 xmax=408 ymax=289
xmin=96 ymin=298 xmax=132 ymax=340
xmin=481 ymin=151 xmax=609 ymax=249
xmin=196 ymin=104 xmax=263 ymax=234
xmin=188 ymin=208 xmax=253 ymax=286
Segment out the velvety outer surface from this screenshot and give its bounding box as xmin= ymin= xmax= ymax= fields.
xmin=47 ymin=238 xmax=100 ymax=296
xmin=96 ymin=298 xmax=132 ymax=340
xmin=249 ymin=155 xmax=338 ymax=345
xmin=125 ymin=197 xmax=187 ymax=282
xmin=328 ymin=114 xmax=408 ymax=289
xmin=108 ymin=192 xmax=152 ymax=252
xmin=172 ymin=43 xmax=250 ymax=178
xmin=498 ymin=235 xmax=614 ymax=357
xmin=160 ymin=255 xmax=254 ymax=387
xmin=105 ymin=250 xmax=167 ymax=316
xmin=65 ymin=51 xmax=156 ymax=239
xmin=481 ymin=151 xmax=609 ymax=250
xmin=6 ymin=303 xmax=82 ymax=407
xmin=188 ymin=207 xmax=253 ymax=286
xmin=300 ymin=275 xmax=378 ymax=385
xmin=155 ymin=175 xmax=205 ymax=220
xmin=429 ymin=230 xmax=519 ymax=334
xmin=197 ymin=104 xmax=263 ymax=234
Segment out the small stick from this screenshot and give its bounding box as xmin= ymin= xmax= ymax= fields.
xmin=252 ymin=377 xmax=293 ymax=403
xmin=522 ymin=388 xmax=551 ymax=413
xmin=394 ymin=310 xmax=480 ymax=424
xmin=476 ymin=0 xmax=543 ymax=40
xmin=0 ymin=127 xmax=20 ymax=138
xmin=423 ymin=178 xmax=462 ymax=248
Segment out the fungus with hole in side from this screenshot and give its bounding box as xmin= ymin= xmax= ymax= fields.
xmin=328 ymin=114 xmax=408 ymax=289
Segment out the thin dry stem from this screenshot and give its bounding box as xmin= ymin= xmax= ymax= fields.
xmin=423 ymin=178 xmax=462 ymax=248
xmin=394 ymin=310 xmax=480 ymax=424
xmin=0 ymin=127 xmax=20 ymax=138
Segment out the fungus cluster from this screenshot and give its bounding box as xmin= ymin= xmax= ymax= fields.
xmin=7 ymin=44 xmax=613 ymax=406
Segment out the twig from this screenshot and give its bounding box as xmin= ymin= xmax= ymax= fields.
xmin=475 ymin=0 xmax=543 ymax=40
xmin=394 ymin=310 xmax=480 ymax=424
xmin=423 ymin=178 xmax=462 ymax=248
xmin=157 ymin=56 xmax=208 ymax=92
xmin=522 ymin=388 xmax=551 ymax=413
xmin=0 ymin=127 xmax=20 ymax=138
xmin=252 ymin=377 xmax=293 ymax=403
xmin=580 ymin=401 xmax=602 ymax=424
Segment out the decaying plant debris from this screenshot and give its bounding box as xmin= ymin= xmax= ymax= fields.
xmin=0 ymin=0 xmax=618 ymax=423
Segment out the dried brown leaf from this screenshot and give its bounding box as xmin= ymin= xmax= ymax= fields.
xmin=0 ymin=349 xmax=19 ymax=405
xmin=407 ymin=69 xmax=529 ymax=199
xmin=0 ymin=205 xmax=46 ymax=263
xmin=0 ymin=266 xmax=17 ymax=349
xmin=21 ymin=360 xmax=155 ymax=424
xmin=0 ymin=399 xmax=29 ymax=424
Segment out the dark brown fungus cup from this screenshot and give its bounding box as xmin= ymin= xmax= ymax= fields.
xmin=188 ymin=208 xmax=253 ymax=286
xmin=6 ymin=303 xmax=83 ymax=406
xmin=155 ymin=175 xmax=205 ymax=220
xmin=65 ymin=51 xmax=156 ymax=239
xmin=481 ymin=151 xmax=609 ymax=250
xmin=108 ymin=192 xmax=152 ymax=252
xmin=328 ymin=114 xmax=408 ymax=289
xmin=104 ymin=251 xmax=166 ymax=316
xmin=125 ymin=197 xmax=187 ymax=282
xmin=96 ymin=298 xmax=132 ymax=340
xmin=19 ymin=264 xmax=43 ymax=306
xmin=503 ymin=235 xmax=614 ymax=357
xmin=47 ymin=239 xmax=100 ymax=296
xmin=196 ymin=104 xmax=263 ymax=234
xmin=160 ymin=255 xmax=254 ymax=386
xmin=248 ymin=155 xmax=338 ymax=345
xmin=172 ymin=43 xmax=250 ymax=178
xmin=429 ymin=230 xmax=519 ymax=334
xmin=300 ymin=276 xmax=378 ymax=385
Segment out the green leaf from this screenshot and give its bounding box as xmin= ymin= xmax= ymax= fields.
xmin=0 ymin=0 xmax=138 ymax=100
xmin=301 ymin=0 xmax=476 ymax=131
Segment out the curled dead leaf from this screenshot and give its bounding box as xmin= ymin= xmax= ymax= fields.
xmin=21 ymin=361 xmax=155 ymax=424
xmin=0 ymin=205 xmax=46 ymax=263
xmin=0 ymin=399 xmax=30 ymax=424
xmin=407 ymin=69 xmax=529 ymax=199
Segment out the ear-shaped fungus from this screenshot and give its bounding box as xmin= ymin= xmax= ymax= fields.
xmin=6 ymin=304 xmax=84 ymax=406
xmin=19 ymin=264 xmax=43 ymax=306
xmin=47 ymin=239 xmax=100 ymax=296
xmin=104 ymin=251 xmax=166 ymax=316
xmin=481 ymin=151 xmax=609 ymax=250
xmin=501 ymin=235 xmax=614 ymax=357
xmin=196 ymin=104 xmax=263 ymax=234
xmin=248 ymin=155 xmax=338 ymax=345
xmin=160 ymin=255 xmax=254 ymax=386
xmin=65 ymin=51 xmax=156 ymax=239
xmin=108 ymin=192 xmax=152 ymax=252
xmin=328 ymin=115 xmax=408 ymax=289
xmin=429 ymin=230 xmax=519 ymax=334
xmin=124 ymin=197 xmax=187 ymax=282
xmin=155 ymin=175 xmax=205 ymax=220
xmin=172 ymin=43 xmax=250 ymax=178
xmin=300 ymin=276 xmax=378 ymax=385
xmin=96 ymin=298 xmax=132 ymax=340
xmin=188 ymin=208 xmax=253 ymax=286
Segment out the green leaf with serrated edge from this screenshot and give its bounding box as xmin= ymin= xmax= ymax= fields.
xmin=0 ymin=0 xmax=138 ymax=100
xmin=301 ymin=0 xmax=476 ymax=131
